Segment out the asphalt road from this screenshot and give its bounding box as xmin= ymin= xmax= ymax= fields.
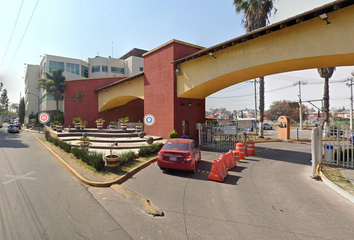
xmin=0 ymin=124 xmax=132 ymax=240
xmin=89 ymin=142 xmax=354 ymax=240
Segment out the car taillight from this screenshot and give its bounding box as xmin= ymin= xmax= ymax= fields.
xmin=158 ymin=153 xmax=164 ymax=159
xmin=184 ymin=156 xmax=192 ymax=161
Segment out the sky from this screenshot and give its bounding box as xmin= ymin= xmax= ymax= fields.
xmin=0 ymin=0 xmax=352 ymax=112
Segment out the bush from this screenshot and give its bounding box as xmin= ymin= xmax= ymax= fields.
xmin=58 ymin=140 xmax=71 ymax=153
xmin=71 ymin=147 xmax=104 ymax=171
xmin=139 ymin=143 xmax=163 ymax=157
xmin=119 ymin=151 xmax=136 ymax=164
xmin=169 ymin=130 xmax=178 ymax=139
xmin=152 ymin=142 xmax=163 ymax=153
xmin=88 ymin=152 xmax=105 ymax=171
xmin=54 ymin=114 xmax=64 ymax=126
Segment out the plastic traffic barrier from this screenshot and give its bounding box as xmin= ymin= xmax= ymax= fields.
xmin=208 ymin=157 xmax=228 ymax=182
xmin=227 ymin=150 xmax=237 ymax=167
xmin=232 ymin=150 xmax=240 ymax=161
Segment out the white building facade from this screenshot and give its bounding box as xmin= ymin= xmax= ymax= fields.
xmin=24 ymin=49 xmax=146 ymax=124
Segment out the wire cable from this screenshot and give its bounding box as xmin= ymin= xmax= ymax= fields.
xmin=3 ymin=0 xmax=40 ymax=82
xmin=0 ymin=0 xmax=25 ymax=72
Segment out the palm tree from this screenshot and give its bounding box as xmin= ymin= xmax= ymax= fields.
xmin=317 ymin=67 xmax=335 ymax=126
xmin=38 ymin=69 xmax=66 ymax=115
xmin=233 ymin=0 xmax=276 ymax=137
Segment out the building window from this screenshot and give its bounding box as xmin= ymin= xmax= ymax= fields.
xmin=102 ymin=66 xmax=108 ymax=72
xmin=81 ymin=65 xmax=88 ymax=78
xmin=111 ymin=67 xmax=124 ymax=74
xmin=49 ymin=61 xmax=64 ymax=73
xmin=92 ymin=66 xmax=100 ymax=73
xmin=66 ymin=63 xmax=79 ymax=75
xmin=140 ymin=67 xmax=143 ymax=72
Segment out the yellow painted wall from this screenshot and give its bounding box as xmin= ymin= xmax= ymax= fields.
xmin=177 ymin=5 xmax=354 ymax=99
xmin=98 ymin=76 xmax=144 ymax=112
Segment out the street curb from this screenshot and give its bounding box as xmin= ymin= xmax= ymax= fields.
xmin=37 ymin=138 xmax=157 ymax=187
xmin=320 ymin=170 xmax=354 ymax=204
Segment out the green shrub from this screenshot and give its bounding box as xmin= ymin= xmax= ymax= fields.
xmin=119 ymin=151 xmax=136 ymax=164
xmin=59 ymin=140 xmax=72 ymax=153
xmin=71 ymin=147 xmax=104 ymax=171
xmin=152 ymin=142 xmax=163 ymax=153
xmin=44 ymin=130 xmax=51 ymax=141
xmin=88 ymin=152 xmax=105 ymax=171
xmin=139 ymin=145 xmax=151 ymax=157
xmin=139 ymin=143 xmax=163 ymax=157
xmin=54 ymin=114 xmax=65 ymax=126
xmin=169 ymin=130 xmax=178 ymax=139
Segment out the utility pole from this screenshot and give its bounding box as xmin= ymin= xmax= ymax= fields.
xmin=347 ymin=71 xmax=354 ymax=131
xmin=293 ymin=81 xmax=307 ymax=130
xmin=254 ymin=79 xmax=258 ymax=133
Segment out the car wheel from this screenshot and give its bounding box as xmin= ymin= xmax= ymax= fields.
xmin=159 ymin=167 xmax=166 ymax=171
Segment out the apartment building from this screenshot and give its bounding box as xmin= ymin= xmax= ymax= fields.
xmin=23 ymin=48 xmax=146 ymax=124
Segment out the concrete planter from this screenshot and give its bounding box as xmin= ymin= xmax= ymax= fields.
xmin=136 ymin=125 xmax=143 ymax=132
xmin=105 ymin=155 xmax=120 ymax=172
xmin=56 ymin=125 xmax=63 ymax=132
xmin=109 ymin=125 xmax=116 ymax=129
xmin=97 ymin=123 xmax=104 ymax=130
xmin=74 ymin=123 xmax=81 ymax=130
xmin=121 ymin=123 xmax=127 ymax=130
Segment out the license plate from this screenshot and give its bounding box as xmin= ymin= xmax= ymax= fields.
xmin=169 ymin=156 xmax=177 ymax=161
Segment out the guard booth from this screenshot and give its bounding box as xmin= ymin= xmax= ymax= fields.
xmin=277 ymin=116 xmax=290 ymax=140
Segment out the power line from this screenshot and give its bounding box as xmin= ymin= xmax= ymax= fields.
xmin=3 ymin=0 xmax=40 ymax=82
xmin=0 ymin=0 xmax=25 ymax=72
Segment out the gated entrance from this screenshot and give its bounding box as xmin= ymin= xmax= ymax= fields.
xmin=197 ymin=123 xmax=252 ymax=151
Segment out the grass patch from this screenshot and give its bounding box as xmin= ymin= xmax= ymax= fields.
xmin=322 ymin=165 xmax=354 ymax=195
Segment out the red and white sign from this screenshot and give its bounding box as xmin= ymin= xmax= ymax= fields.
xmin=38 ymin=112 xmax=50 ymax=124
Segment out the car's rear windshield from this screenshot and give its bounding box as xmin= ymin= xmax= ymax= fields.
xmin=163 ymin=142 xmax=189 ymax=151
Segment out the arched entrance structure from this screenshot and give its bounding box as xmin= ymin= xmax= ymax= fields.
xmin=97 ymin=0 xmax=354 ymax=140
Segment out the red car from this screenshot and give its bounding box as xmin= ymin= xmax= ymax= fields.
xmin=157 ymin=139 xmax=201 ymax=173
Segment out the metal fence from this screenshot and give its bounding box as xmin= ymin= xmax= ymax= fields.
xmin=322 ymin=124 xmax=354 ymax=168
xmin=198 ymin=123 xmax=252 ymax=151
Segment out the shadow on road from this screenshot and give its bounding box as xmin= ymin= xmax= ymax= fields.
xmin=0 ymin=132 xmax=29 ymax=149
xmin=255 ymin=146 xmax=311 ymax=166
xmin=162 ymin=160 xmax=243 ymax=185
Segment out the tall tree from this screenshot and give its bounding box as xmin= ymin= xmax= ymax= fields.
xmin=10 ymin=103 xmax=19 ymax=114
xmin=38 ymin=69 xmax=66 ymax=115
xmin=233 ymin=0 xmax=277 ymax=137
xmin=0 ymin=88 xmax=9 ymax=113
xmin=317 ymin=67 xmax=335 ymax=125
xmin=19 ymin=97 xmax=25 ymax=124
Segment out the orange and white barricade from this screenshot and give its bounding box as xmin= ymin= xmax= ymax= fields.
xmin=236 ymin=143 xmax=245 ymax=159
xmin=247 ymin=141 xmax=255 ymax=156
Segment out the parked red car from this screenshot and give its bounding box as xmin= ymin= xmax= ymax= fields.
xmin=157 ymin=139 xmax=201 ymax=173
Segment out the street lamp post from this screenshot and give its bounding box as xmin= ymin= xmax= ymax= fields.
xmin=350 ymin=70 xmax=354 ymax=131
xmin=28 ymin=92 xmax=40 ymax=132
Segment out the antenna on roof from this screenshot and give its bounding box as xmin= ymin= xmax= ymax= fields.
xmin=112 ymin=42 xmax=113 ymax=58
xmin=96 ymin=52 xmax=100 ymax=56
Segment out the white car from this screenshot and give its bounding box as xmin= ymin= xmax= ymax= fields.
xmin=263 ymin=123 xmax=273 ymax=130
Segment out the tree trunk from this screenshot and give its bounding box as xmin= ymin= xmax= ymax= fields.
xmin=323 ymin=77 xmax=330 ymax=125
xmin=55 ymin=93 xmax=59 ymax=116
xmin=259 ymin=77 xmax=265 ymax=137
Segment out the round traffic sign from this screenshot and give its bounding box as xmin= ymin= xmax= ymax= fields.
xmin=144 ymin=114 xmax=155 ymax=126
xmin=38 ymin=112 xmax=50 ymax=124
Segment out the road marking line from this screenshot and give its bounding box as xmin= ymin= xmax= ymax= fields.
xmin=3 ymin=172 xmax=36 ymax=185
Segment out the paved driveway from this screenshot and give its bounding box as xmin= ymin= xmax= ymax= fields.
xmin=90 ymin=142 xmax=354 ymax=240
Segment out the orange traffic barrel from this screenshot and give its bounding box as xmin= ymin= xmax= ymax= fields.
xmin=247 ymin=141 xmax=255 ymax=156
xmin=236 ymin=143 xmax=245 ymax=159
